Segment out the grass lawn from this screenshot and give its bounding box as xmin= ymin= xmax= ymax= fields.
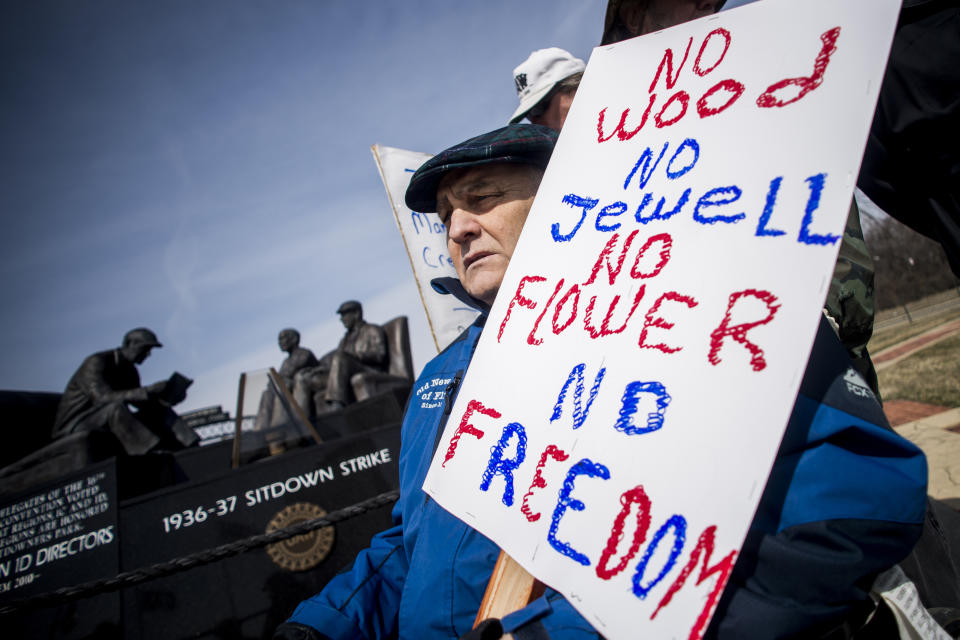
xmin=869 ymin=307 xmax=960 ymax=353
xmin=878 ymin=332 xmax=960 ymax=407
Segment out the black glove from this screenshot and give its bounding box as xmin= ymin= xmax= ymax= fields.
xmin=460 ymin=618 xmax=504 ymax=640
xmin=272 ymin=622 xmax=331 ymax=640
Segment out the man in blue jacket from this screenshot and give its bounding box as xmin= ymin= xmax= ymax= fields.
xmin=275 ymin=124 xmax=927 ymax=639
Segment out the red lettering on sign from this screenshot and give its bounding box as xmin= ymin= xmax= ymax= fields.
xmin=693 ymin=28 xmax=732 ymax=76
xmin=638 ymin=291 xmax=699 ymax=353
xmin=596 ymin=485 xmax=652 ymax=580
xmin=584 ymin=286 xmax=647 ymax=339
xmin=552 ymin=284 xmax=581 ymax=335
xmin=756 ymin=27 xmax=841 ymax=108
xmin=655 ymin=91 xmax=690 ymax=128
xmin=707 ymin=289 xmax=780 ymax=371
xmin=696 ymin=79 xmax=745 ymax=118
xmin=499 ymin=275 xmax=546 ymax=343
xmin=630 ymin=233 xmax=673 ymax=280
xmin=597 ymin=96 xmax=657 ymax=143
xmin=651 ymin=526 xmax=737 ymax=640
xmin=520 ymin=445 xmax=570 ymax=523
xmin=442 ymin=399 xmax=501 ymax=467
xmin=528 ymin=278 xmax=565 ymax=346
xmin=649 ymin=37 xmax=693 ymax=93
xmin=584 ymin=230 xmax=639 ymax=286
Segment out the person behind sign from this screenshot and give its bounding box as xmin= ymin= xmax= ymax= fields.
xmin=275 ymin=124 xmax=926 ymax=640
xmin=509 ymin=48 xmax=585 ymax=132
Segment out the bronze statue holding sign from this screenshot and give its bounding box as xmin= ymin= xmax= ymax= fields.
xmin=52 ymin=328 xmax=197 ymax=455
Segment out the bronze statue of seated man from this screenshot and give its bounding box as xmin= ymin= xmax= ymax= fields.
xmin=294 ymin=300 xmax=389 ymax=416
xmin=51 ymin=328 xmax=197 ymax=455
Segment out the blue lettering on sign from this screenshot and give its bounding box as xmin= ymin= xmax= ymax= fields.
xmin=548 ymin=137 xmax=835 ymax=243
xmin=549 ymin=458 xmax=610 ymax=566
xmin=550 ymin=363 xmax=606 ymax=430
xmin=479 ymin=422 xmax=527 ymax=506
xmin=614 ymin=381 xmax=671 ymax=435
xmin=624 ymin=142 xmax=668 ymax=190
xmin=596 ymin=202 xmax=628 ymax=232
xmin=755 ymin=176 xmax=786 ymax=237
xmin=632 ymin=514 xmax=687 ymax=599
xmin=422 ymin=246 xmax=452 ymax=268
xmin=798 ymin=173 xmax=839 ymax=246
xmin=552 ymin=194 xmax=598 ymax=243
xmin=665 ymin=138 xmax=700 ymax=180
xmin=692 ymin=186 xmax=744 ymax=225
xmin=411 ymin=210 xmax=446 ymax=236
xmin=635 ymin=189 xmax=692 ymax=224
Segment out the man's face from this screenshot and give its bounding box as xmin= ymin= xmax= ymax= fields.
xmin=278 ymin=331 xmax=297 ymax=352
xmin=131 ymin=344 xmax=153 ymax=365
xmin=529 ymin=88 xmax=576 ymax=132
xmin=437 ymin=163 xmax=541 ymax=307
xmin=340 ymin=310 xmax=360 ymax=330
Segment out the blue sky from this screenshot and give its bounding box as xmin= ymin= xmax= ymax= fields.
xmin=0 ymin=1 xmax=609 ymax=412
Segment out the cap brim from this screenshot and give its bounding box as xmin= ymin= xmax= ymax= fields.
xmin=509 ymin=82 xmax=554 ymax=124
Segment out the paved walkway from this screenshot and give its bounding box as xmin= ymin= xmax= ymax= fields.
xmin=873 ymin=318 xmax=960 ymax=371
xmin=876 ymin=319 xmax=960 ymax=508
xmin=891 ymin=407 xmax=960 ymax=508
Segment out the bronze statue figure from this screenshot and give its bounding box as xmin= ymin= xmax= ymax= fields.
xmin=276 ymin=328 xmax=320 ymax=390
xmin=52 ymin=328 xmax=198 ymax=455
xmin=256 ymin=328 xmax=320 ymax=431
xmin=295 ymin=301 xmax=390 ymax=416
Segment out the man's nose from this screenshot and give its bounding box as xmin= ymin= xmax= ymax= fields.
xmin=446 ymin=208 xmax=481 ymax=243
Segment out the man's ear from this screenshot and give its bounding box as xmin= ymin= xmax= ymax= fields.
xmin=695 ymin=0 xmax=721 ymax=11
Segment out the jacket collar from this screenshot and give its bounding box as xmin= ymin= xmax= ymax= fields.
xmin=430 ymin=277 xmax=491 ymax=314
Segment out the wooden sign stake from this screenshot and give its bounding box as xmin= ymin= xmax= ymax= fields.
xmin=474 ymin=550 xmax=545 ymax=634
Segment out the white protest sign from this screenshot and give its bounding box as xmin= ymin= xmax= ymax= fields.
xmin=422 ymin=0 xmax=901 ymax=638
xmin=372 ymin=144 xmax=480 ymax=351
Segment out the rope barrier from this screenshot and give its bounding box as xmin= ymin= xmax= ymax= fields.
xmin=0 ymin=488 xmax=399 ymax=616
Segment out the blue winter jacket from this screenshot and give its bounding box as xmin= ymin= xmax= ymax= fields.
xmin=277 ymin=279 xmax=927 ymax=640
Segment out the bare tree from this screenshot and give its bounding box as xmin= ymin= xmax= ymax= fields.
xmin=863 ymin=210 xmax=959 ymax=310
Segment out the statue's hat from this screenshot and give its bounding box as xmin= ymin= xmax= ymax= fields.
xmin=337 ymin=300 xmax=362 ymax=315
xmin=124 ymin=327 xmax=162 ymax=348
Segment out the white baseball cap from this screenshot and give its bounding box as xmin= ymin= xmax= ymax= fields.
xmin=509 ymin=47 xmax=586 ymax=124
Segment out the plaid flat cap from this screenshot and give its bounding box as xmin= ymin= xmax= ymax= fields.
xmin=404 ymin=123 xmax=558 ymax=213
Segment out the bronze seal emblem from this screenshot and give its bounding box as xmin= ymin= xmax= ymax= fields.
xmin=265 ymin=502 xmax=335 ymax=571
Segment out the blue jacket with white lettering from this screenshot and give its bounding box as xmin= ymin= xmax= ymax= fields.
xmin=276 ymin=278 xmax=927 ymax=640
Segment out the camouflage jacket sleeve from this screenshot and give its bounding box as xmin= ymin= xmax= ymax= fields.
xmin=824 ymin=197 xmax=880 ymax=396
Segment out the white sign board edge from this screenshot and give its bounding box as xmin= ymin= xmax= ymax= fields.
xmin=422 ymin=0 xmax=901 ymax=638
xmin=372 ymin=144 xmax=480 ymax=352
